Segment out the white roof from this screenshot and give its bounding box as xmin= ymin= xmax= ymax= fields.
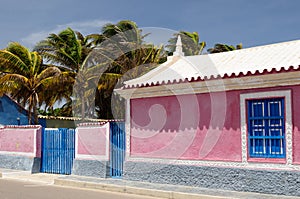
xmin=124 ymin=39 xmax=300 ymax=88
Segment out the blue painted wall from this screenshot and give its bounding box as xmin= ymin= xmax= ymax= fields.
xmin=0 ymin=95 xmax=29 ymax=125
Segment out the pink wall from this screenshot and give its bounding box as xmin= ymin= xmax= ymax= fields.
xmin=290 ymin=85 xmax=300 ymax=164
xmin=77 ymin=126 xmax=108 ymax=158
xmin=130 ymin=85 xmax=300 ymax=163
xmin=0 ymin=126 xmax=41 ymax=157
xmin=130 ymin=91 xmax=242 ymax=162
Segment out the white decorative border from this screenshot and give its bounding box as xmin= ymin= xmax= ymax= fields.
xmin=240 ymin=90 xmax=292 ymax=165
xmin=75 ymin=123 xmax=110 ymax=161
xmin=125 ymin=98 xmax=131 ymax=160
xmin=33 ymin=128 xmax=38 ymax=157
xmin=75 ymin=154 xmax=108 ymax=161
xmin=118 ymin=71 xmax=300 ymax=99
xmin=127 ymin=156 xmax=300 ymax=171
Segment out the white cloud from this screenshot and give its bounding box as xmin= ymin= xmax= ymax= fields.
xmin=21 ymin=19 xmax=113 ymax=49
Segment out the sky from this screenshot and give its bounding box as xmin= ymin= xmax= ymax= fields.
xmin=0 ymin=0 xmax=300 ymax=51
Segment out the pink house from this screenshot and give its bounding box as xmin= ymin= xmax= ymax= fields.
xmin=116 ymin=37 xmax=300 ymax=196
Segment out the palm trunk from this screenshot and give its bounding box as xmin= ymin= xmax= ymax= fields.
xmin=33 ymin=107 xmax=38 ymax=125
xmin=27 ymin=95 xmax=32 ymax=124
xmin=31 ymin=93 xmax=38 ymax=125
xmin=28 ymin=111 xmax=32 ymax=125
xmin=81 ymin=95 xmax=85 ymax=120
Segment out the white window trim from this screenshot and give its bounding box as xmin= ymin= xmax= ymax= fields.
xmin=240 ymin=90 xmax=292 ymax=165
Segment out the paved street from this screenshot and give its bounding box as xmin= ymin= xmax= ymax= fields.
xmin=0 ymin=179 xmax=163 ymax=199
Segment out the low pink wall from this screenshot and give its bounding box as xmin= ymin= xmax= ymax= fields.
xmin=76 ymin=124 xmax=109 ymax=159
xmin=130 ymin=91 xmax=242 ymax=162
xmin=0 ymin=126 xmax=41 ymax=157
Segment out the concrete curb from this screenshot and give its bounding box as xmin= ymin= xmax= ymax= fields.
xmin=54 ymin=178 xmax=227 ymax=199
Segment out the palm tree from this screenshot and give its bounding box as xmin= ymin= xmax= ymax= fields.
xmin=98 ymin=20 xmax=166 ymax=82
xmin=35 ymin=27 xmax=97 ymax=73
xmin=92 ymin=43 xmax=165 ymax=119
xmin=167 ymin=31 xmax=206 ymax=56
xmin=0 ymin=42 xmax=62 ymax=124
xmin=90 ymin=20 xmax=166 ymax=118
xmin=35 ymin=21 xmax=166 ymax=120
xmin=102 ymin=20 xmax=143 ymax=45
xmin=34 ymin=28 xmax=100 ymax=119
xmin=207 ymin=43 xmax=243 ymax=54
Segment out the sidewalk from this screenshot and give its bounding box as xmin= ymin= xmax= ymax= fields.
xmin=0 ymin=168 xmax=299 ymax=199
xmin=0 ymin=168 xmax=59 ymax=185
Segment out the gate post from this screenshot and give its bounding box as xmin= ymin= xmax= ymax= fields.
xmin=110 ymin=122 xmax=125 ymax=178
xmin=72 ymin=122 xmax=110 ymax=178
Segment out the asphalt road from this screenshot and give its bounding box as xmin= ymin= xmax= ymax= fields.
xmin=0 ymin=179 xmax=163 ymax=199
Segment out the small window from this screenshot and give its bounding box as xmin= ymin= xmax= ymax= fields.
xmin=0 ymin=100 xmax=3 ymax=112
xmin=247 ymin=98 xmax=285 ymax=158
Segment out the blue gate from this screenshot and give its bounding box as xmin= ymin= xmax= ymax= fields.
xmin=110 ymin=122 xmax=125 ymax=177
xmin=41 ymin=128 xmax=75 ymax=175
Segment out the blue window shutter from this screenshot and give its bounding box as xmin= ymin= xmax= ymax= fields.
xmin=247 ymin=98 xmax=285 ymax=158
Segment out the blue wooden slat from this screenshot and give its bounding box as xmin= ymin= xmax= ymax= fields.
xmin=117 ymin=124 xmax=120 ymax=176
xmin=64 ymin=129 xmax=67 ymax=174
xmin=53 ymin=130 xmax=56 ymax=173
xmin=49 ymin=130 xmax=52 ymax=173
xmin=56 ymin=129 xmax=59 ymax=173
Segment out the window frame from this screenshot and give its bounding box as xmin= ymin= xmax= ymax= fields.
xmin=247 ymin=97 xmax=285 ymax=158
xmin=240 ymin=90 xmax=292 ymax=164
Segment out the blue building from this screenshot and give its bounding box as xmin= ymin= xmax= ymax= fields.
xmin=0 ymin=95 xmax=29 ymax=125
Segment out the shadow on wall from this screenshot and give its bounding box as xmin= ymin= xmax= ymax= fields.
xmin=131 ymin=91 xmax=240 ymax=132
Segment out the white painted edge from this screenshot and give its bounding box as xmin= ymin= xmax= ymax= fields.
xmin=125 ymin=98 xmax=131 ymax=160
xmin=126 ymin=156 xmax=300 ymax=171
xmin=0 ymin=151 xmax=35 ymax=157
xmin=76 ymin=123 xmax=108 ymax=128
xmin=44 ymin=128 xmax=59 ymax=130
xmin=75 ymin=154 xmax=108 ymax=161
xmin=33 ymin=128 xmax=37 ymax=157
xmin=106 ymin=122 xmax=110 ymax=161
xmin=75 ymin=128 xmax=79 ymax=158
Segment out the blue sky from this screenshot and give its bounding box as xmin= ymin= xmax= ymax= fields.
xmin=0 ymin=0 xmax=300 ymax=51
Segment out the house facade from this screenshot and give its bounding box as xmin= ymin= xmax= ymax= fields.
xmin=116 ymin=38 xmax=300 ymax=196
xmin=0 ymin=94 xmax=29 ymax=125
